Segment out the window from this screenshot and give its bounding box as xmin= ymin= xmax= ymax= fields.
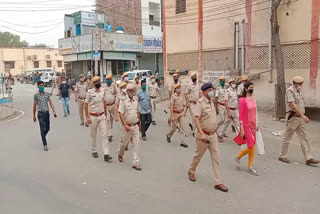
xmin=176 ymin=0 xmax=186 ymax=14
xmin=46 ymin=61 xmax=52 ymax=68
xmin=57 ymin=61 xmax=63 ymax=67
xmin=34 ymin=61 xmax=39 ymax=68
xmin=149 ymin=2 xmax=160 ymax=26
xmin=5 ymin=61 xmax=15 ymax=69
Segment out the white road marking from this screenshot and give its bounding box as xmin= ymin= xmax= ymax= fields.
xmin=0 ymin=109 xmax=25 ymax=125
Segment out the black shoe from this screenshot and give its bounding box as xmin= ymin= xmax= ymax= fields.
xmin=104 ymin=154 xmax=113 ymax=162
xmin=92 ymin=152 xmax=98 ymax=158
xmin=68 ymin=111 xmax=70 ymax=115
xmin=189 ymin=123 xmax=194 ymax=131
xmin=152 ymin=121 xmax=156 ymax=125
xmin=64 ymin=114 xmax=67 ymax=117
xmin=108 ymin=136 xmax=113 ymax=142
xmin=231 ymin=125 xmax=236 ymax=133
xmin=44 ymin=146 xmax=48 ymax=151
xmin=167 ymin=134 xmax=171 ymax=143
xmin=180 ymin=143 xmax=188 ymax=148
xmin=125 ymin=146 xmax=129 ymax=151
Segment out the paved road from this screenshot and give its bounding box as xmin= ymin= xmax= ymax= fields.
xmin=1 ymin=84 xmax=319 ymax=214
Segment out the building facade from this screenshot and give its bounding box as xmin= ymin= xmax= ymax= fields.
xmin=0 ymin=47 xmax=64 ymax=75
xmin=163 ymin=0 xmax=320 ymax=109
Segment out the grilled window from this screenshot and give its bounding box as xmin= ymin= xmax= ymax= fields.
xmin=176 ymin=0 xmax=186 ymax=14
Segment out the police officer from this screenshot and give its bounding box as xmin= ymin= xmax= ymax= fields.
xmin=118 ymin=84 xmax=142 ymax=171
xmin=185 ymin=72 xmax=202 ymax=135
xmin=237 ymin=75 xmax=248 ymax=98
xmin=75 ymin=74 xmax=89 ymax=126
xmin=188 ymin=83 xmax=229 ymax=193
xmin=166 ymin=83 xmax=188 ymax=148
xmin=87 ymin=74 xmax=94 ymax=89
xmin=104 ymin=74 xmax=117 ymax=142
xmin=133 ymin=76 xmax=141 ymax=95
xmin=114 ymin=82 xmax=127 ymax=122
xmin=148 ymin=75 xmax=163 ymax=125
xmin=218 ymin=78 xmax=240 ymax=140
xmin=84 ymin=76 xmax=112 ymax=162
xmin=120 ymin=72 xmax=130 ymax=86
xmin=215 ymin=76 xmax=228 ymax=142
xmin=169 ymin=73 xmax=179 ymax=97
xmin=279 ymin=76 xmax=320 ymax=166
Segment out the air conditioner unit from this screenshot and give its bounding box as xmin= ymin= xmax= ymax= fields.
xmin=27 ymin=56 xmax=32 ymax=60
xmin=33 ymin=55 xmax=38 ymax=60
xmin=46 ymin=55 xmax=51 ymax=59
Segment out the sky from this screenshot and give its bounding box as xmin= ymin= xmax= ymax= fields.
xmin=0 ymin=0 xmax=95 ymax=48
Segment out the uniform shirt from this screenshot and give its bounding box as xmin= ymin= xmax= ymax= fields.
xmin=194 ymin=96 xmax=217 ymax=133
xmin=59 ymin=83 xmax=71 ymax=98
xmin=148 ymin=83 xmax=159 ymax=97
xmin=134 ymin=82 xmax=141 ymax=92
xmin=136 ymin=89 xmax=152 ymax=114
xmin=85 ymin=89 xmax=105 ymax=114
xmin=75 ymin=82 xmax=88 ymax=99
xmin=286 ymin=85 xmax=305 ymax=114
xmin=34 ymin=91 xmax=50 ymax=112
xmin=118 ymin=97 xmax=140 ymax=124
xmin=215 ymin=86 xmax=228 ymax=103
xmin=171 ymin=92 xmax=184 ymax=112
xmin=227 ymin=87 xmax=239 ymax=108
xmin=115 ymin=93 xmax=127 ymax=105
xmin=87 ymin=80 xmax=94 ymax=89
xmin=186 ymin=82 xmax=201 ymax=102
xmin=104 ymin=83 xmax=117 ymax=105
xmin=237 ymin=83 xmax=244 ymax=96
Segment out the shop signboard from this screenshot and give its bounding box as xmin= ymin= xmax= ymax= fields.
xmin=143 ymin=37 xmax=162 ymax=53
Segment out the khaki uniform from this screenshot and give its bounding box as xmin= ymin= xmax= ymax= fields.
xmin=148 ymin=82 xmax=160 ymax=121
xmin=118 ymin=97 xmax=140 ymax=165
xmin=215 ymin=86 xmax=228 ymax=133
xmin=85 ymin=89 xmax=110 ymax=155
xmin=190 ymin=96 xmax=222 ymax=185
xmin=87 ymin=79 xmax=94 ymax=89
xmin=104 ymin=83 xmax=117 ymax=137
xmin=75 ymin=82 xmax=88 ymax=123
xmin=237 ymin=82 xmax=244 ymax=97
xmin=134 ymin=82 xmax=141 ymax=94
xmin=186 ymin=82 xmax=201 ymax=132
xmin=218 ymin=87 xmax=240 ymax=137
xmin=167 ymin=92 xmax=186 ymax=144
xmin=280 ymin=86 xmax=313 ymax=161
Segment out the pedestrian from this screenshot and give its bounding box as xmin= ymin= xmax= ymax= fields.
xmin=118 ymin=84 xmax=142 ymax=171
xmin=84 ymin=76 xmax=112 ymax=162
xmin=120 ymin=72 xmax=130 ymax=86
xmin=166 ymin=83 xmax=188 ymax=148
xmin=59 ymin=77 xmax=72 ymax=117
xmin=133 ymin=76 xmax=141 ymax=95
xmin=75 ymin=74 xmax=89 ymax=126
xmin=136 ymin=79 xmax=152 ymax=141
xmin=169 ymin=73 xmax=179 ymax=97
xmin=215 ymin=76 xmax=229 ymax=142
xmin=237 ymin=75 xmax=248 ymax=98
xmin=235 ymin=81 xmax=259 ymax=176
xmin=114 ymin=82 xmax=127 ymax=122
xmin=148 ymin=75 xmax=163 ymax=125
xmin=33 ymin=80 xmax=57 ymax=151
xmin=279 ymin=76 xmax=320 ymax=166
xmin=188 ymin=83 xmax=229 ymax=192
xmin=218 ymin=78 xmax=240 ymax=140
xmin=185 ymin=72 xmax=202 ymax=136
xmin=87 ymin=74 xmax=94 ymax=89
xmin=50 ymin=74 xmax=57 ymax=96
xmin=103 ymin=74 xmax=117 ymax=142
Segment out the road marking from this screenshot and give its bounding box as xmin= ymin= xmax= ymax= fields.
xmin=0 ymin=109 xmax=25 ymax=125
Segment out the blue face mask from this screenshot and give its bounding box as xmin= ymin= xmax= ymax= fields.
xmin=39 ymin=86 xmax=44 ymax=92
xmin=142 ymin=85 xmax=147 ymax=91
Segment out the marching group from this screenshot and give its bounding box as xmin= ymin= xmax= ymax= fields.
xmin=32 ymin=71 xmax=319 ymax=193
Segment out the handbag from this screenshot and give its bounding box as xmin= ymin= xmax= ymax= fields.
xmin=256 ymin=130 xmax=265 ymax=155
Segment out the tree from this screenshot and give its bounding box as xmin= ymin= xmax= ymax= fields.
xmin=0 ymin=31 xmax=28 ymax=47
xmin=34 ymin=43 xmax=48 ymax=48
xmin=271 ymin=0 xmax=286 ymax=119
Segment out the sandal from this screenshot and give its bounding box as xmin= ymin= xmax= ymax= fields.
xmin=118 ymin=154 xmax=123 ymax=162
xmin=248 ymin=167 xmax=259 ymax=176
xmin=132 ymin=164 xmax=142 ymax=171
xmin=188 ymin=170 xmax=196 ymax=182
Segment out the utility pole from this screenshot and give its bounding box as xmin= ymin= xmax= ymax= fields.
xmin=94 ymin=6 xmax=99 ymax=77
xmin=271 ymin=0 xmax=286 ymax=119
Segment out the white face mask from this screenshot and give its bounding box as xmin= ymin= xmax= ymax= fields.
xmin=122 ymin=88 xmax=127 ymax=93
xmin=232 ymin=83 xmax=236 ymax=89
xmin=208 ymin=91 xmax=214 ymax=98
xmin=62 ymin=80 xmax=66 ymax=84
xmin=124 ymin=77 xmax=129 ymax=81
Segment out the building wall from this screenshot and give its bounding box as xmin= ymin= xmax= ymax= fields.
xmin=141 ymin=0 xmax=162 ymax=37
xmin=140 ymin=53 xmax=163 ymax=76
xmin=0 ymin=48 xmax=64 ymax=75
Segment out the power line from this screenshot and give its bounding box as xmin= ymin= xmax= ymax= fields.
xmin=0 ymin=19 xmax=64 ymax=28
xmin=0 ymin=21 xmax=63 ymax=34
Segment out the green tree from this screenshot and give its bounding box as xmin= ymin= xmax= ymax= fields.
xmin=34 ymin=43 xmax=47 ymax=48
xmin=0 ymin=31 xmax=28 ymax=47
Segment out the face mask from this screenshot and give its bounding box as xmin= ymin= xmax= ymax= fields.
xmin=107 ymin=80 xmax=112 ymax=85
xmin=62 ymin=80 xmax=66 ymax=84
xmin=80 ymin=78 xmax=84 ymax=82
xmin=248 ymin=89 xmax=254 ymax=94
xmin=122 ymin=88 xmax=127 ymax=93
xmin=232 ymin=84 xmax=236 ymax=89
xmin=39 ymin=86 xmax=44 ymax=92
xmin=192 ymin=78 xmax=197 ymax=83
xmin=124 ymin=77 xmax=129 ymax=81
xmin=151 ymin=79 xmax=155 ymax=83
xmin=142 ymin=85 xmax=147 ymax=91
xmin=175 ymin=88 xmax=181 ymax=94
xmin=208 ymin=91 xmax=214 ymax=98
xmin=220 ymin=82 xmax=225 ymax=87
xmin=174 ymin=79 xmax=179 ymax=83
xmin=95 ymin=83 xmax=101 ymax=88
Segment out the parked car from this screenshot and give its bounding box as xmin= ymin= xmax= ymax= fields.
xmin=40 ymin=71 xmax=56 ymax=87
xmin=116 ymin=70 xmax=153 ymax=86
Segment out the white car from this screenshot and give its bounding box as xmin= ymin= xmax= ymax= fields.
xmin=40 ymin=71 xmax=55 ymax=87
xmin=116 ymin=70 xmax=153 ymax=86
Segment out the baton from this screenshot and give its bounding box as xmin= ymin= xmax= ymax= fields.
xmin=163 ymin=109 xmax=188 ymax=137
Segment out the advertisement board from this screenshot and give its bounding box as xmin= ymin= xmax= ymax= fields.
xmin=143 ymin=37 xmax=162 ymax=53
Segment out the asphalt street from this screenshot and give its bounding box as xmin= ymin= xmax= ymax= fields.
xmin=0 ymin=83 xmax=319 ymax=214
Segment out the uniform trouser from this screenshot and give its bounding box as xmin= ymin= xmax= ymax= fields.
xmin=119 ymin=124 xmax=140 ymax=165
xmin=151 ymin=98 xmax=157 ymax=121
xmin=216 ymin=105 xmax=228 ymax=134
xmin=50 ymin=82 xmax=56 ymax=95
xmin=106 ymin=105 xmax=115 ymax=137
xmin=167 ymin=113 xmax=186 ymax=144
xmin=189 ymin=132 xmax=222 ymax=185
xmin=189 ymin=103 xmax=197 ymax=132
xmin=280 ymin=117 xmax=313 ymax=161
xmin=61 ymin=97 xmax=70 ymax=115
xmin=38 ymin=111 xmax=50 ymax=146
xmin=218 ymin=109 xmax=240 ymax=137
xmin=77 ymin=99 xmax=85 ymax=122
xmin=238 ymin=145 xmax=255 ymax=167
xmin=90 ymin=114 xmax=110 ymax=155
xmin=140 ymin=113 xmax=152 ymax=137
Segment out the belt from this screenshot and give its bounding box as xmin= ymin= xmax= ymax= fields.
xmin=294 ymin=115 xmax=301 ymax=118
xmin=202 ymin=129 xmax=215 ymax=135
xmin=127 ymin=122 xmax=139 ymax=127
xmin=190 ymin=100 xmax=197 ymax=104
xmin=107 ymin=102 xmax=115 ymax=106
xmin=173 ymin=110 xmax=182 ymax=114
xmin=90 ymin=112 xmax=104 ymax=117
xmin=78 ymin=97 xmax=86 ymax=100
xmin=218 ymin=102 xmax=225 ymax=106
xmin=228 ymin=107 xmax=236 ymax=110
xmin=150 ymin=96 xmax=156 ymax=99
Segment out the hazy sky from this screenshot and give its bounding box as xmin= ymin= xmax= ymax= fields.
xmin=0 ymin=0 xmax=95 ymax=47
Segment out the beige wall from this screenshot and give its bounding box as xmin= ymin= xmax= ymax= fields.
xmin=0 ymin=48 xmax=64 ymax=75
